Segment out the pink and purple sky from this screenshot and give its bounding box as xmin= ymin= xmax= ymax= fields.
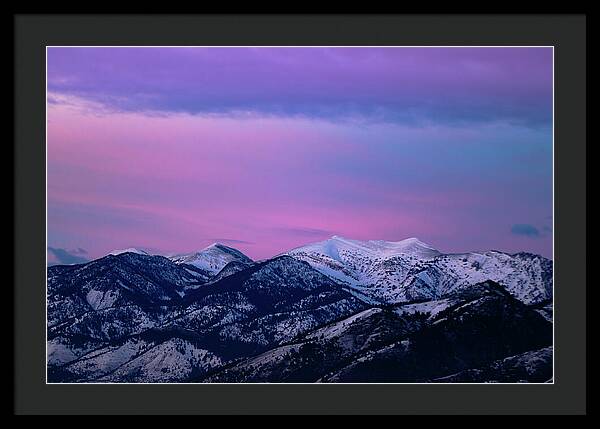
xmin=47 ymin=47 xmax=553 ymax=262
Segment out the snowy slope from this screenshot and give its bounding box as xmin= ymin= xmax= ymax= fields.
xmin=108 ymin=248 xmax=150 ymax=256
xmin=97 ymin=338 xmax=222 ymax=383
xmin=169 ymin=243 xmax=252 ymax=275
xmin=47 ymin=238 xmax=553 ymax=383
xmin=305 ymin=308 xmax=382 ymax=341
xmin=206 ymin=280 xmax=552 ymax=383
xmin=412 ymin=251 xmax=553 ymax=305
xmin=47 ymin=253 xmax=365 ymax=382
xmin=287 ymin=236 xmax=552 ymax=305
xmin=287 ymin=236 xmax=439 ymax=285
xmin=288 ymin=236 xmax=440 ymax=262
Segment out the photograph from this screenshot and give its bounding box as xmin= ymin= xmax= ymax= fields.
xmin=46 ymin=46 xmax=554 ymax=384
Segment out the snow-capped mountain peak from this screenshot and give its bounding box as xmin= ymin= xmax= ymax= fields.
xmin=365 ymin=237 xmax=440 ymax=257
xmin=108 ymin=247 xmax=150 ymax=256
xmin=47 ymin=235 xmax=553 ymax=383
xmin=169 ymin=243 xmax=252 ymax=274
xmin=286 ymin=236 xmax=551 ymax=305
xmin=290 ymin=235 xmax=440 ymax=260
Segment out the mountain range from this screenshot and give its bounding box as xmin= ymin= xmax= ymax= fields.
xmin=47 ymin=237 xmax=553 ymax=383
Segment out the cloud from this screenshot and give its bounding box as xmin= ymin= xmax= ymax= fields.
xmin=47 ymin=247 xmax=90 ymax=265
xmin=510 ymin=224 xmax=540 ymax=237
xmin=210 ymin=238 xmax=255 ymax=245
xmin=46 ymin=47 xmax=553 ymax=127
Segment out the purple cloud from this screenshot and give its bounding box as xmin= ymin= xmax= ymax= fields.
xmin=47 ymin=47 xmax=552 ymax=127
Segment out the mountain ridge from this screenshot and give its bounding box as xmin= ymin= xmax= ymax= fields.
xmin=286 ymin=236 xmax=552 ymax=305
xmin=47 ymin=236 xmax=553 ymax=383
xmin=168 ymin=243 xmax=253 ymax=275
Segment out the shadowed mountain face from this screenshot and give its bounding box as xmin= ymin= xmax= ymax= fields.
xmin=47 ymin=252 xmax=365 ymax=382
xmin=47 ymin=239 xmax=553 ymax=383
xmin=431 ymin=346 xmax=553 ymax=383
xmin=206 ymin=282 xmax=552 ymax=383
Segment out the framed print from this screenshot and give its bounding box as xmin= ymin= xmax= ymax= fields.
xmin=14 ymin=14 xmax=587 ymax=415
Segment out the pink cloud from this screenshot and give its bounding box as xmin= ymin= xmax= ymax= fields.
xmin=48 ymin=95 xmax=552 ymax=259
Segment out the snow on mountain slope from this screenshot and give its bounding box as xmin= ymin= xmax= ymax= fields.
xmin=47 ymin=237 xmax=553 ymax=383
xmin=413 ymin=251 xmax=553 ymax=305
xmin=47 ymin=253 xmax=366 ymax=382
xmin=108 ymin=248 xmax=150 ymax=256
xmin=286 ymin=236 xmax=439 ymax=287
xmin=393 ymin=298 xmax=455 ymax=320
xmin=96 ymin=337 xmax=222 ymax=383
xmin=287 ymin=236 xmax=552 ymax=305
xmin=178 ymin=255 xmax=367 ymax=350
xmin=46 ymin=252 xmax=206 ymax=333
xmin=305 ymin=308 xmax=382 ymax=341
xmin=170 ymin=243 xmax=252 ymax=274
xmin=206 ymin=280 xmax=552 ymax=383
xmin=61 ymin=337 xmax=155 ymax=381
xmin=289 ymin=236 xmax=440 ymax=262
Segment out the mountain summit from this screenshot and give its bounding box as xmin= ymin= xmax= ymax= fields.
xmin=47 ymin=236 xmax=552 ymax=383
xmin=169 ymin=243 xmax=252 ymax=274
xmin=319 ymin=235 xmax=442 ymax=259
xmin=287 ymin=236 xmax=551 ymax=305
xmin=108 ymin=247 xmax=150 ymax=256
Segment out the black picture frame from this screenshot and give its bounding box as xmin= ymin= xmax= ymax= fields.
xmin=14 ymin=14 xmax=587 ymax=415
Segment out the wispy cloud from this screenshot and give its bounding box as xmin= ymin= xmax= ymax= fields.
xmin=47 ymin=247 xmax=89 ymax=265
xmin=210 ymin=238 xmax=255 ymax=245
xmin=510 ymin=224 xmax=540 ymax=237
